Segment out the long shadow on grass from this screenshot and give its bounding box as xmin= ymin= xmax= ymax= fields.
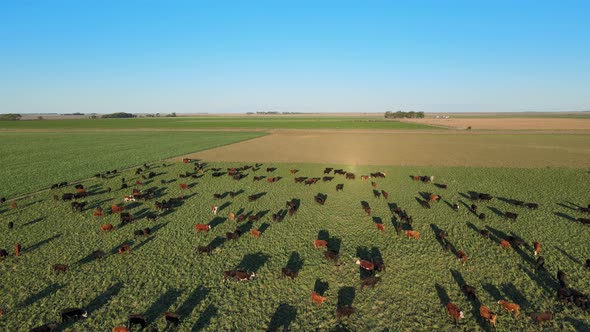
xmin=144 ymin=288 xmax=182 ymax=324
xmin=519 ymin=263 xmax=558 ymax=294
xmin=285 ymin=252 xmax=304 ymax=273
xmin=314 ymin=279 xmax=329 ymax=295
xmin=23 ymin=216 xmax=45 ymax=227
xmin=218 ymin=201 xmax=231 ymax=213
xmin=20 ymin=283 xmax=63 ymax=307
xmin=356 ymin=247 xmax=373 ymax=279
xmin=337 ymin=287 xmax=355 ymax=308
xmin=459 ymin=200 xmax=477 ymax=216
xmin=554 ymin=245 xmax=583 ymax=265
xmin=328 ymin=237 xmax=342 ymax=253
xmin=192 ymin=304 xmax=217 ymax=331
xmin=434 ymin=283 xmax=450 ymax=307
xmin=554 ymin=212 xmax=577 ymax=222
xmin=86 ymin=198 xmax=113 ymax=211
xmin=209 ymin=216 xmax=227 ymax=229
xmin=267 ymin=303 xmax=297 ymax=332
xmin=208 ymin=236 xmax=226 ymax=250
xmin=465 ymin=222 xmax=481 ymax=237
xmin=451 ymin=270 xmax=487 ymax=331
xmin=372 ymin=216 xmax=382 ymax=224
xmin=235 ymin=252 xmax=270 ymax=273
xmin=501 ymin=283 xmax=531 ymax=309
xmin=565 ymin=317 xmax=590 ymax=332
xmin=177 ymin=286 xmax=209 ymax=318
xmin=258 ymin=223 xmax=270 ymax=235
xmin=108 ymin=240 xmax=134 ymax=256
xmin=318 ymin=230 xmax=330 ymax=241
xmin=487 ymin=206 xmax=504 ymax=218
xmin=557 ymin=202 xmax=579 ymax=211
xmin=482 ymin=283 xmax=503 ymax=301
xmin=430 ymin=224 xmax=447 ymax=250
xmin=24 ymin=233 xmax=62 ymax=254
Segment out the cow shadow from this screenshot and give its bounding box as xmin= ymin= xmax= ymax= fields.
xmin=85 ymin=282 xmax=124 ymax=316
xmin=86 ymin=198 xmax=113 ymax=211
xmin=465 ymin=222 xmax=480 ymax=237
xmin=125 ymin=201 xmax=142 ymax=210
xmin=144 ymin=288 xmax=182 ymax=324
xmin=20 ymin=283 xmax=63 ymax=307
xmin=485 ymin=226 xmax=508 ymax=244
xmin=235 ymin=207 xmax=245 ymax=217
xmin=459 ymin=200 xmax=476 ymax=216
xmin=133 ymin=208 xmax=151 ymax=219
xmin=258 ymin=223 xmax=270 ymax=235
xmin=519 ymin=263 xmax=558 ymax=293
xmin=418 ymin=192 xmax=431 ymax=201
xmin=501 ymin=283 xmax=531 ymax=309
xmin=132 ymin=235 xmax=156 ymax=252
xmin=458 ymin=192 xmax=471 ymax=200
xmin=387 ymin=202 xmax=398 ymax=211
xmin=370 ymin=247 xmax=383 ymax=263
xmin=487 ymin=206 xmax=504 ymax=218
xmin=556 ymin=202 xmax=579 ymax=211
xmin=451 ymin=270 xmax=487 ymax=330
xmin=443 ymin=200 xmax=455 ymax=211
xmin=430 ymin=224 xmax=446 ymax=249
xmin=256 ymin=210 xmax=270 ymax=218
xmin=24 ymin=234 xmax=62 ymax=254
xmin=218 ymin=201 xmax=231 ymax=213
xmin=209 ymin=217 xmax=227 ymax=229
xmin=285 ymin=252 xmax=304 ymax=273
xmin=232 ymin=189 xmax=245 ymax=198
xmin=414 ymin=197 xmax=427 ymax=207
xmin=192 ymin=304 xmax=218 ymax=331
xmin=482 ymin=283 xmax=503 ymax=301
xmin=356 ymin=247 xmax=372 ymax=279
xmin=554 ymin=212 xmax=577 ymax=222
xmin=390 ymin=216 xmax=401 ymax=234
xmin=23 ymin=216 xmax=45 ymax=227
xmin=208 ymin=236 xmax=226 ymax=250
xmin=372 ymin=217 xmax=382 ymax=224
xmin=337 ymin=287 xmax=355 ymax=308
xmin=76 ymin=250 xmax=107 ymax=266
xmin=236 ymin=252 xmax=270 ymax=273
xmin=328 ymin=237 xmax=341 ymax=253
xmin=176 ymin=286 xmax=209 ymax=318
xmin=554 ymin=245 xmax=583 ymax=265
xmin=360 ymin=201 xmax=370 ymax=209
xmin=450 ymin=269 xmax=466 ymax=290
xmin=434 ymin=283 xmax=450 ymax=306
xmin=238 ymin=221 xmax=254 ymax=234
xmin=318 ymin=230 xmax=330 ymax=241
xmin=434 ymin=183 xmax=447 ymax=189
xmin=314 ymin=279 xmax=329 ymax=295
xmin=496 ymin=197 xmax=514 ymax=205
xmin=565 ymin=317 xmax=590 ymax=332
xmin=267 ymin=303 xmax=297 ymax=332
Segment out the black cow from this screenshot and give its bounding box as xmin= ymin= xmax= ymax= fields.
xmin=128 ymin=314 xmax=147 ymax=329
xmin=336 ymin=184 xmax=344 ymax=192
xmin=323 ymin=250 xmax=339 ymax=263
xmin=504 ymin=212 xmax=518 ymax=221
xmin=324 ymin=168 xmax=333 ymax=174
xmin=8 ymin=222 xmax=14 ymax=229
xmin=60 ymin=308 xmax=87 ymax=322
xmin=134 ymin=228 xmax=151 ymax=236
xmin=165 ymin=312 xmax=180 ymax=328
xmin=578 ymin=218 xmax=590 ymax=225
xmin=62 ymin=193 xmax=75 ymax=201
xmin=336 ymin=306 xmax=356 ymax=319
xmin=480 ymin=230 xmax=490 ymax=239
xmin=420 ymin=200 xmax=430 ymax=209
xmin=461 ymin=284 xmax=477 ymax=300
xmin=525 ymin=203 xmax=539 ymax=209
xmin=197 ymin=245 xmax=212 ymax=255
xmin=557 ymin=270 xmax=567 ymax=288
xmin=322 ymin=176 xmax=334 ymax=182
xmin=120 ymin=213 xmax=133 ymax=225
xmin=478 ymin=213 xmax=486 ymax=220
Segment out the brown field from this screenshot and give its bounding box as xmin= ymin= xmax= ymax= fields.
xmin=180 ymin=129 xmax=590 ymax=168
xmin=402 ymin=118 xmax=590 ymax=130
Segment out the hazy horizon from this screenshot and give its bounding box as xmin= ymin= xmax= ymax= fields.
xmin=1 ymin=1 xmax=589 ymax=114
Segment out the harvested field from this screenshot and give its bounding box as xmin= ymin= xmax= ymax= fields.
xmin=402 ymin=118 xmax=590 ymax=130
xmin=180 ymin=130 xmax=590 ymax=168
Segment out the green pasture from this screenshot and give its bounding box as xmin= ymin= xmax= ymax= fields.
xmin=0 ymin=162 xmax=589 ymax=331
xmin=0 ymin=131 xmax=265 ymax=198
xmin=0 ymin=117 xmax=436 ymax=130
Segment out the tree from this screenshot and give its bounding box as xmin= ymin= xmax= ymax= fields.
xmin=101 ymin=112 xmax=135 ymax=118
xmin=0 ymin=114 xmax=22 ymax=121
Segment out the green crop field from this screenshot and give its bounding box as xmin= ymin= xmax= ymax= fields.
xmin=0 ymin=131 xmax=265 ymax=198
xmin=1 ymin=162 xmax=589 ymax=331
xmin=0 ymin=117 xmax=436 ymax=130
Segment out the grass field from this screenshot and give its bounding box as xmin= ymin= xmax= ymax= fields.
xmin=0 ymin=117 xmax=436 ymax=130
xmin=1 ymin=161 xmax=589 ymax=331
xmin=0 ymin=131 xmax=265 ymax=198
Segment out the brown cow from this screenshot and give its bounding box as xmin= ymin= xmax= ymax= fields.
xmin=229 ymin=212 xmax=235 ymax=221
xmin=179 ymin=183 xmax=188 ymax=190
xmin=457 ymin=250 xmax=468 ymax=265
xmin=195 ymin=224 xmax=211 ymax=233
xmin=118 ymin=244 xmax=130 ymax=255
xmin=371 ymin=181 xmax=377 ymax=188
xmin=100 ymin=224 xmax=115 ymax=233
xmin=447 ymin=303 xmax=465 ymax=324
xmin=53 ymin=263 xmax=68 ymax=273
xmin=499 ymin=240 xmax=511 ymax=249
xmin=360 ymin=175 xmax=369 ymax=181
xmin=498 ymin=300 xmax=520 ymax=317
xmin=14 ymin=243 xmax=21 ymax=256
xmin=111 ymin=205 xmax=124 ymax=213
xmin=112 ymin=327 xmax=130 ymax=332
xmin=532 ymin=311 xmax=553 ymax=325
xmin=311 ymin=291 xmax=326 ymax=306
xmin=250 ymin=230 xmax=261 ymax=237
xmin=10 ymin=202 xmax=17 ymax=209
xmin=375 ymin=223 xmax=385 ymax=232
xmin=429 ymin=194 xmax=441 ymax=202
xmin=314 ymin=240 xmax=328 ymax=249
xmin=533 ymin=241 xmax=541 ymax=256
xmin=480 ymin=305 xmax=497 ymax=328
xmin=404 ymin=230 xmax=420 ymax=239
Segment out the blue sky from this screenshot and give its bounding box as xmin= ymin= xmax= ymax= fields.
xmin=1 ymin=1 xmax=589 ymax=113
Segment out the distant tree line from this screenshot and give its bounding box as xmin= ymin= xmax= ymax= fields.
xmin=0 ymin=114 xmax=22 ymax=121
xmin=384 ymin=111 xmax=424 ymax=119
xmin=101 ymin=112 xmax=136 ymax=118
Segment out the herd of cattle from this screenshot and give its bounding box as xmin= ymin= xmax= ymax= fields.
xmin=1 ymin=160 xmax=590 ymax=331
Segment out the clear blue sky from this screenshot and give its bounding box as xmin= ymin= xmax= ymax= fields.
xmin=1 ymin=1 xmax=589 ymax=114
